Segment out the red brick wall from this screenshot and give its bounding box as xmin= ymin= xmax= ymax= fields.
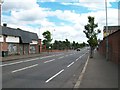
xmin=35 ymin=44 xmax=39 ymax=53
xmin=2 ymin=36 xmax=8 ymax=51
xmin=98 ymin=30 xmax=120 ymax=64
xmin=38 ymin=39 xmax=42 ymax=53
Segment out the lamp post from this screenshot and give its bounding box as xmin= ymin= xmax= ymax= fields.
xmin=105 ymin=0 xmax=109 ymax=61
xmin=51 ymin=29 xmax=55 ymax=52
xmin=0 ymin=0 xmax=4 ymax=26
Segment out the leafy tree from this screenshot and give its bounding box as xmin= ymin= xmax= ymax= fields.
xmin=53 ymin=40 xmax=59 ymax=49
xmin=72 ymin=41 xmax=76 ymax=50
xmin=42 ymin=31 xmax=52 ymax=49
xmin=83 ymin=16 xmax=100 ymax=58
xmin=65 ymin=39 xmax=70 ymax=50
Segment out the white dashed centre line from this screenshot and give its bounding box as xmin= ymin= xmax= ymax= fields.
xmin=76 ymin=58 xmax=79 ymax=61
xmin=67 ymin=62 xmax=74 ymax=68
xmin=44 ymin=59 xmax=55 ymax=63
xmin=12 ymin=64 xmax=38 ymax=73
xmin=45 ymin=69 xmax=64 ymax=83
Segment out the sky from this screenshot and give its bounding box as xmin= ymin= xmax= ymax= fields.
xmin=1 ymin=0 xmax=119 ymax=43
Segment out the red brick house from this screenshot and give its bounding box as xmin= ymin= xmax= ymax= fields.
xmin=103 ymin=26 xmax=120 ymax=38
xmin=0 ymin=25 xmax=42 ymax=57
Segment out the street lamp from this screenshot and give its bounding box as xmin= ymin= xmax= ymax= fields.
xmin=105 ymin=0 xmax=109 ymax=61
xmin=0 ymin=0 xmax=4 ymax=25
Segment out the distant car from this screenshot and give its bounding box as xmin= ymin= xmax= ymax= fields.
xmin=76 ymin=48 xmax=80 ymax=51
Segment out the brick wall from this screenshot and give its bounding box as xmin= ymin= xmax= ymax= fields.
xmin=98 ymin=30 xmax=120 ymax=64
xmin=2 ymin=36 xmax=8 ymax=51
xmin=38 ymin=39 xmax=42 ymax=53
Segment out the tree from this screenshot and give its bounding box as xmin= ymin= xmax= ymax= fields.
xmin=83 ymin=16 xmax=100 ymax=58
xmin=53 ymin=40 xmax=59 ymax=50
xmin=72 ymin=41 xmax=76 ymax=50
xmin=65 ymin=39 xmax=70 ymax=50
xmin=42 ymin=31 xmax=52 ymax=49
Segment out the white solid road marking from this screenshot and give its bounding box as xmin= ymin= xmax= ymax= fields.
xmin=12 ymin=64 xmax=38 ymax=73
xmin=67 ymin=62 xmax=74 ymax=67
xmin=0 ymin=61 xmax=24 ymax=67
xmin=23 ymin=58 xmax=39 ymax=62
xmin=74 ymin=56 xmax=89 ymax=88
xmin=45 ymin=69 xmax=64 ymax=83
xmin=55 ymin=54 xmax=63 ymax=56
xmin=65 ymin=55 xmax=68 ymax=57
xmin=58 ymin=56 xmax=64 ymax=59
xmin=1 ymin=54 xmax=63 ymax=67
xmin=0 ymin=58 xmax=40 ymax=67
xmin=44 ymin=59 xmax=55 ymax=63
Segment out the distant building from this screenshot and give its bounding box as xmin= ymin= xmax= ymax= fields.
xmin=0 ymin=24 xmax=42 ymax=56
xmin=103 ymin=26 xmax=120 ymax=38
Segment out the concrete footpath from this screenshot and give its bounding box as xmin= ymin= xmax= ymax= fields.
xmin=78 ymin=51 xmax=118 ymax=88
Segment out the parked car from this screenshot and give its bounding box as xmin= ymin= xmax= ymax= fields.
xmin=76 ymin=48 xmax=80 ymax=51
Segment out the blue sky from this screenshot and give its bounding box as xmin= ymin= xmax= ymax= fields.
xmin=2 ymin=0 xmax=119 ymax=43
xmin=37 ymin=2 xmax=90 ymax=13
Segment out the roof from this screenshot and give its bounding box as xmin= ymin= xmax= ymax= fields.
xmin=0 ymin=26 xmax=38 ymax=43
xmin=103 ymin=26 xmax=120 ymax=30
xmin=103 ymin=29 xmax=120 ymax=39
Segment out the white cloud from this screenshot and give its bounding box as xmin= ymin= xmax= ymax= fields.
xmin=38 ymin=0 xmax=119 ymax=3
xmin=37 ymin=0 xmax=56 ymax=2
xmin=2 ymin=0 xmax=39 ymax=11
xmin=62 ymin=0 xmax=119 ymax=11
xmin=2 ymin=0 xmax=118 ymax=44
xmin=10 ymin=8 xmax=48 ymax=21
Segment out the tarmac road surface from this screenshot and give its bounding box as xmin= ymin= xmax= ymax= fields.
xmin=2 ymin=49 xmax=89 ymax=88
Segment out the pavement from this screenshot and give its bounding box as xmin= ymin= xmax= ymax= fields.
xmin=78 ymin=51 xmax=118 ymax=88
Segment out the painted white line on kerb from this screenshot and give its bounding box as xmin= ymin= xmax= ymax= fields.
xmin=12 ymin=64 xmax=38 ymax=73
xmin=45 ymin=69 xmax=64 ymax=83
xmin=44 ymin=59 xmax=55 ymax=63
xmin=67 ymin=62 xmax=74 ymax=68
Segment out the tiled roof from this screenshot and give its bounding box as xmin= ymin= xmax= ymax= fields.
xmin=104 ymin=26 xmax=120 ymax=30
xmin=0 ymin=26 xmax=38 ymax=43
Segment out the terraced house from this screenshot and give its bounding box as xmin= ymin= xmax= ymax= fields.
xmin=0 ymin=24 xmax=42 ymax=57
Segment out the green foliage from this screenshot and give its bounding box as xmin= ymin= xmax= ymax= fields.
xmin=52 ymin=39 xmax=86 ymax=50
xmin=83 ymin=16 xmax=101 ymax=48
xmin=65 ymin=39 xmax=70 ymax=50
xmin=42 ymin=30 xmax=52 ymax=49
